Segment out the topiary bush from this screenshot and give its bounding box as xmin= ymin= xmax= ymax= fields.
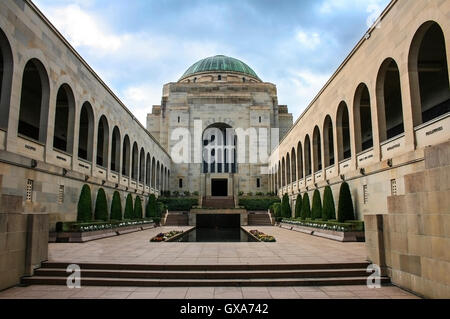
xmin=157 ymin=197 xmax=198 ymax=211
xmin=94 ymin=188 xmax=108 ymax=221
xmin=238 ymin=197 xmax=280 ymax=211
xmin=272 ymin=202 xmax=282 ymax=223
xmin=337 ymin=182 xmax=355 ymax=222
xmin=146 ymin=194 xmax=157 ymax=218
xmin=77 ymin=184 xmax=92 ymax=222
xmin=300 ymin=192 xmax=311 ymax=220
xmin=110 ymin=191 xmax=122 ymax=221
xmin=322 ymin=186 xmax=336 ymax=220
xmin=294 ymin=193 xmax=302 ymax=218
xmin=124 ymin=194 xmax=134 ymax=220
xmin=281 ymin=193 xmax=292 ymax=218
xmin=134 ymin=196 xmax=143 ymax=219
xmin=311 ymin=189 xmax=322 ymax=220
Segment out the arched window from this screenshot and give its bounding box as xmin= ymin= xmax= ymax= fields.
xmin=139 ymin=148 xmax=145 ymax=183
xmin=78 ymin=102 xmax=94 ymax=161
xmin=337 ymin=102 xmax=351 ymax=161
xmin=377 ymin=58 xmax=405 ymax=141
xmin=18 ymin=59 xmax=50 ymax=143
xmin=323 ymin=115 xmax=335 ymax=167
xmin=151 ymin=157 xmax=156 ymax=188
xmin=354 ymin=83 xmax=373 ymax=152
xmin=297 ymin=142 xmax=303 ymax=180
xmin=243 ymin=77 xmax=246 ymax=83
xmin=304 ymin=135 xmax=312 ymax=176
xmin=313 ymin=126 xmax=322 ymax=172
xmin=409 ymin=21 xmax=449 ymax=126
xmin=0 ymin=29 xmax=13 ymax=129
xmin=218 ymin=75 xmax=222 ymax=81
xmin=156 ymin=161 xmax=160 ymax=190
xmin=281 ymin=157 xmax=286 ymax=187
xmin=277 ymin=161 xmax=281 ymax=190
xmin=131 ymin=142 xmax=138 ymax=180
xmin=145 ymin=153 xmax=151 ymax=186
xmin=111 ymin=126 xmax=121 ymax=172
xmin=122 ymin=135 xmax=131 ymax=176
xmin=53 ymin=84 xmax=75 ymax=153
xmin=286 ymin=153 xmax=291 ymax=184
xmin=291 ymin=147 xmax=296 ymax=182
xmin=96 ymin=115 xmax=109 ymax=167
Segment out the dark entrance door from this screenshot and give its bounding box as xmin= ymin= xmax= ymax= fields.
xmin=211 ymin=179 xmax=228 ymax=196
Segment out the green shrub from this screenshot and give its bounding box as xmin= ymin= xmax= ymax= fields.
xmin=157 ymin=197 xmax=198 ymax=211
xmin=272 ymin=202 xmax=282 ymax=219
xmin=311 ymin=190 xmax=322 ymax=220
xmin=134 ymin=196 xmax=143 ymax=219
xmin=110 ymin=191 xmax=122 ymax=221
xmin=77 ymin=184 xmax=92 ymax=222
xmin=294 ymin=194 xmax=302 ymax=218
xmin=247 ymin=192 xmax=253 ymax=196
xmin=238 ymin=197 xmax=280 ymax=211
xmin=156 ymin=202 xmax=167 ymax=218
xmin=124 ymin=194 xmax=134 ymax=220
xmin=300 ymin=193 xmax=311 ymax=220
xmin=338 ymin=182 xmax=355 ymax=222
xmin=281 ymin=193 xmax=292 ymax=218
xmin=94 ymin=188 xmax=108 ymax=221
xmin=322 ymin=186 xmax=336 ymax=220
xmin=146 ymin=194 xmax=157 ymax=218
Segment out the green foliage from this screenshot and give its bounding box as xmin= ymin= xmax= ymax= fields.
xmin=110 ymin=191 xmax=122 ymax=221
xmin=337 ymin=182 xmax=355 ymax=222
xmin=134 ymin=196 xmax=143 ymax=219
xmin=311 ymin=190 xmax=322 ymax=220
xmin=322 ymin=186 xmax=336 ymax=220
xmin=238 ymin=197 xmax=280 ymax=211
xmin=157 ymin=197 xmax=198 ymax=211
xmin=124 ymin=194 xmax=134 ymax=220
xmin=294 ymin=194 xmax=302 ymax=218
xmin=146 ymin=194 xmax=157 ymax=218
xmin=272 ymin=202 xmax=281 ymax=217
xmin=94 ymin=188 xmax=108 ymax=221
xmin=77 ymin=184 xmax=92 ymax=222
xmin=281 ymin=193 xmax=292 ymax=218
xmin=300 ymin=193 xmax=311 ymax=220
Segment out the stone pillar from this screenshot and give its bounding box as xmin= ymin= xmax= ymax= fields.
xmin=364 ymin=214 xmax=387 ymax=276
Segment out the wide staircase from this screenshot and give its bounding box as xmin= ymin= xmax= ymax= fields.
xmin=202 ymin=196 xmax=235 ymax=209
xmin=248 ymin=212 xmax=273 ymax=226
xmin=22 ymin=261 xmax=390 ymax=287
xmin=164 ymin=212 xmax=189 ymax=226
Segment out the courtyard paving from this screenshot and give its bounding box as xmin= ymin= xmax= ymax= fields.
xmin=0 ymin=226 xmax=420 ymax=299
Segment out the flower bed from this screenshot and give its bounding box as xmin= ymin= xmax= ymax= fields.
xmin=249 ymin=230 xmax=276 ymax=242
xmin=150 ymin=230 xmax=184 ymax=242
xmin=280 ymin=218 xmax=364 ymax=232
xmin=56 ymin=219 xmax=154 ymax=233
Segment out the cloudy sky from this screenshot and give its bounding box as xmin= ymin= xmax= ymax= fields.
xmin=33 ymin=0 xmax=390 ymax=126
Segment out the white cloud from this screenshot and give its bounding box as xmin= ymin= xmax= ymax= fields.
xmin=121 ymin=84 xmax=163 ymax=127
xmin=296 ymin=30 xmax=321 ymax=50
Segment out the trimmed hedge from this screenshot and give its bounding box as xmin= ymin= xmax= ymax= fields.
xmin=146 ymin=194 xmax=157 ymax=218
xmin=300 ymin=193 xmax=311 ymax=220
xmin=294 ymin=194 xmax=302 ymax=218
xmin=157 ymin=197 xmax=198 ymax=211
xmin=124 ymin=194 xmax=134 ymax=220
xmin=56 ymin=219 xmax=154 ymax=233
xmin=134 ymin=196 xmax=143 ymax=219
xmin=281 ymin=218 xmax=363 ymax=232
xmin=77 ymin=184 xmax=92 ymax=222
xmin=281 ymin=194 xmax=292 ymax=218
xmin=311 ymin=190 xmax=322 ymax=220
xmin=338 ymin=182 xmax=355 ymax=222
xmin=239 ymin=197 xmax=280 ymax=211
xmin=272 ymin=202 xmax=282 ymax=222
xmin=94 ymin=188 xmax=108 ymax=221
xmin=322 ymin=186 xmax=336 ymax=220
xmin=110 ymin=191 xmax=122 ymax=221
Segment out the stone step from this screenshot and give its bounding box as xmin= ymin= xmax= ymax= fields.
xmin=34 ymin=268 xmax=369 ymax=279
xmin=22 ymin=276 xmax=390 ymax=287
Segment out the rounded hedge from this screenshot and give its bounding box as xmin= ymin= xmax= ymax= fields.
xmin=134 ymin=196 xmax=143 ymax=219
xmin=294 ymin=194 xmax=302 ymax=218
xmin=300 ymin=193 xmax=311 ymax=220
xmin=110 ymin=191 xmax=122 ymax=221
xmin=281 ymin=193 xmax=292 ymax=218
xmin=239 ymin=197 xmax=280 ymax=211
xmin=146 ymin=194 xmax=157 ymax=218
xmin=94 ymin=188 xmax=108 ymax=221
xmin=124 ymin=194 xmax=134 ymax=220
xmin=77 ymin=184 xmax=92 ymax=222
xmin=337 ymin=182 xmax=355 ymax=222
xmin=311 ymin=189 xmax=322 ymax=220
xmin=322 ymin=186 xmax=336 ymax=220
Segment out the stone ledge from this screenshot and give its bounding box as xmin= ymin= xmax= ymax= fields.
xmin=279 ymin=222 xmax=365 ymax=242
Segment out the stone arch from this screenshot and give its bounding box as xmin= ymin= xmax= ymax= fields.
xmin=122 ymin=135 xmax=131 ymax=176
xmin=18 ymin=58 xmax=50 ymax=143
xmin=151 ymin=157 xmax=156 ymax=188
xmin=145 ymin=153 xmax=151 ymax=186
xmin=353 ymin=83 xmax=374 ymax=152
xmin=78 ymin=102 xmax=94 ymax=161
xmin=336 ymin=101 xmax=351 ymax=161
xmin=96 ymin=115 xmax=109 ymax=167
xmin=409 ymin=21 xmax=449 ymax=127
xmin=286 ymin=153 xmax=291 ymax=184
xmin=0 ymin=28 xmax=13 ymax=130
xmin=281 ymin=157 xmax=286 ymax=187
xmin=139 ymin=147 xmax=145 ymax=183
xmin=131 ymin=142 xmax=138 ymax=180
xmin=323 ymin=115 xmax=335 ymax=167
xmin=156 ymin=161 xmax=160 ymax=190
xmin=297 ymin=141 xmax=303 ymax=180
xmin=291 ymin=147 xmax=296 ymax=182
xmin=313 ymin=126 xmax=322 ymax=172
xmin=53 ymin=84 xmax=75 ymax=153
xmin=304 ymin=135 xmax=312 ymax=176
xmin=110 ymin=126 xmax=121 ymax=173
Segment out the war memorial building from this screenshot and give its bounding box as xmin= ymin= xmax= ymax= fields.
xmin=0 ymin=0 xmax=448 ymax=299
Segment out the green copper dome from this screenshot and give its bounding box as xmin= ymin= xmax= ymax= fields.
xmin=180 ymin=55 xmax=260 ymax=81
